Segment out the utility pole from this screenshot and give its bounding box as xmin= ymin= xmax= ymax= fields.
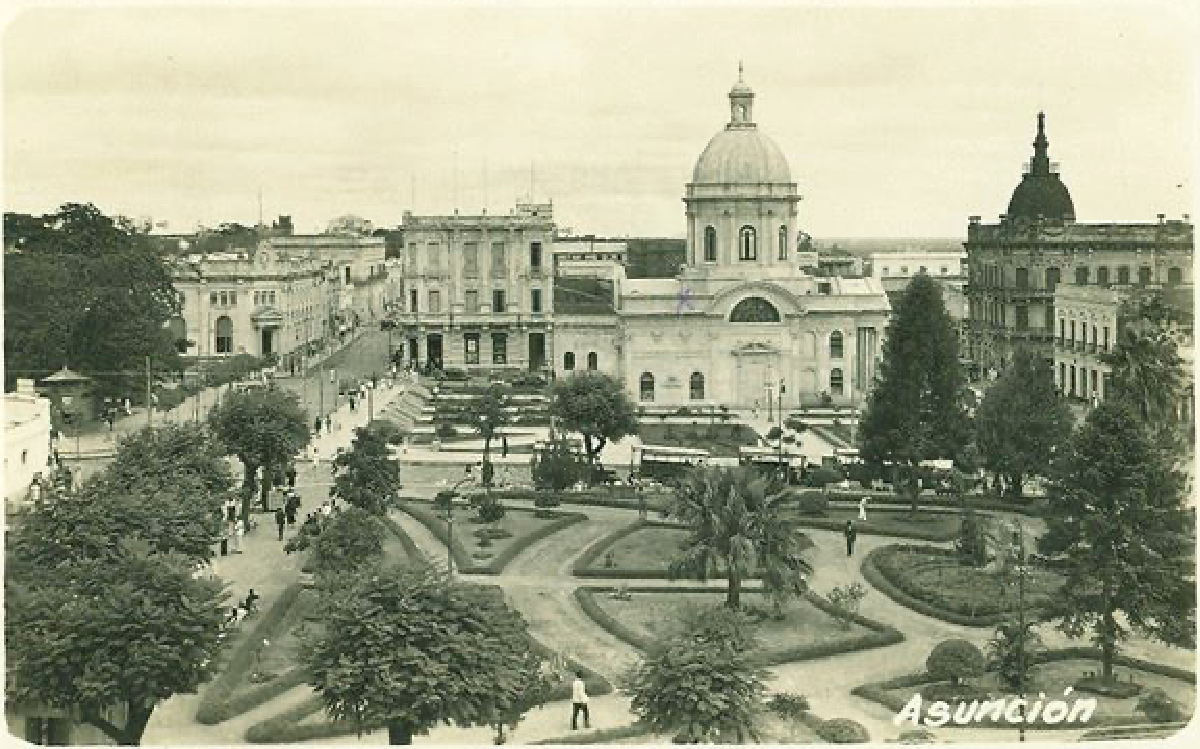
xmin=146 ymin=356 xmax=153 ymax=427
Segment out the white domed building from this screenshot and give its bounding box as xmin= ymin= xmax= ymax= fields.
xmin=594 ymin=71 xmax=891 ymax=409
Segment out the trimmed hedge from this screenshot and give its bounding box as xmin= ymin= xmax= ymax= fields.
xmin=861 ymin=545 xmax=1048 ymax=627
xmin=573 ymin=585 xmax=904 ymax=667
xmin=533 ymin=722 xmax=653 ymax=744
xmin=789 ymin=511 xmax=960 ymax=543
xmin=489 ymin=488 xmax=674 ymax=513
xmin=195 ymin=583 xmax=304 ymax=725
xmin=379 ymin=513 xmax=427 ymax=564
xmin=400 ymin=502 xmax=587 ymax=574
xmin=851 ymin=648 xmax=1196 ymax=732
xmin=787 ymin=488 xmax=1047 ymax=518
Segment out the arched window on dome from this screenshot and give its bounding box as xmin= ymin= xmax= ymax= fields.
xmin=829 ymin=331 xmax=844 ymax=359
xmin=689 ymin=372 xmax=705 ymax=401
xmin=729 ymin=297 xmax=781 ymax=323
xmin=704 ymin=226 xmax=717 ymax=263
xmin=778 ymin=226 xmax=788 ymax=260
xmin=639 ymin=372 xmax=655 ymax=402
xmin=738 ymin=226 xmax=757 ymax=261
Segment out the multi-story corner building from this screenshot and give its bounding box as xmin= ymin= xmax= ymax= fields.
xmin=965 ymin=113 xmax=1194 ymax=379
xmin=1053 ymin=283 xmax=1193 ymax=421
xmin=395 ymin=203 xmax=556 ymax=371
xmin=169 ymin=248 xmax=337 ymax=374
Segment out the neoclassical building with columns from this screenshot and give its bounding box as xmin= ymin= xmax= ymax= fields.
xmin=554 ymin=72 xmax=891 ymax=409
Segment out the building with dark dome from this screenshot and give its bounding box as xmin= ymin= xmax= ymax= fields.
xmin=964 ymin=113 xmax=1193 ymax=380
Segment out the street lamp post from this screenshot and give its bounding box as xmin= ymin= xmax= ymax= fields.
xmin=443 ymin=467 xmax=475 ymax=583
xmin=777 ymin=379 xmax=786 ymax=483
xmin=765 ymin=382 xmax=774 ymax=423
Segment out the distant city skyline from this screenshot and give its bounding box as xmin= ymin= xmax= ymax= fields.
xmin=3 ymin=4 xmax=1195 ymax=238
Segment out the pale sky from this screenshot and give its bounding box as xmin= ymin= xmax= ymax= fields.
xmin=3 ymin=3 xmax=1197 ymax=238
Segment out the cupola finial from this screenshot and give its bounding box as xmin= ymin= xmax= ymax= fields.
xmin=738 ymin=60 xmax=744 ymax=83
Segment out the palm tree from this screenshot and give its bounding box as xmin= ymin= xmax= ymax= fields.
xmin=667 ymin=466 xmax=813 ymax=609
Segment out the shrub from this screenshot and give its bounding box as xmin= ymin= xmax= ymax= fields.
xmin=476 ymin=498 xmax=506 ymax=524
xmin=766 ymin=426 xmax=783 ymax=442
xmin=954 ymin=508 xmax=987 ymax=567
xmin=826 ymin=583 xmax=867 ymax=629
xmin=1075 ymin=676 xmax=1144 ymax=699
xmin=1136 ymin=688 xmax=1189 ymax=723
xmin=926 ymin=640 xmax=985 ymax=686
xmin=473 ymin=527 xmax=513 ymax=540
xmin=816 ymin=718 xmax=870 ymax=743
xmin=895 ymin=728 xmax=937 ymax=744
xmin=435 ymin=422 xmax=458 ymax=440
xmin=795 ymin=492 xmax=830 ymax=515
xmin=765 ymin=692 xmax=810 ymax=720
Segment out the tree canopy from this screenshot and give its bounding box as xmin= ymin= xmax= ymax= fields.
xmin=331 ymin=424 xmax=401 ymax=515
xmin=974 ymin=348 xmax=1073 ymax=497
xmin=307 ymin=566 xmax=546 ymax=744
xmin=208 ymin=386 xmax=310 ymax=520
xmin=549 ymin=372 xmax=639 ymax=469
xmin=1103 ymin=292 xmax=1188 ymax=442
xmin=859 ymin=274 xmax=969 ymax=511
xmin=623 ymin=607 xmax=767 ymax=743
xmin=667 ymin=466 xmax=812 ymax=610
xmin=471 ymin=384 xmax=510 ymax=488
xmin=311 ymin=507 xmax=386 ymax=576
xmin=1038 ymin=399 xmax=1195 ymax=680
xmin=4 ymin=203 xmax=182 ymax=396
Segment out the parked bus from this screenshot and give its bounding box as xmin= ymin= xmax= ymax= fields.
xmin=739 ymin=446 xmax=806 ymax=484
xmin=637 ymin=444 xmax=709 ymax=484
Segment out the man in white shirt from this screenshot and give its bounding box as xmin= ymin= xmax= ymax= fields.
xmin=570 ymin=671 xmax=590 ymax=730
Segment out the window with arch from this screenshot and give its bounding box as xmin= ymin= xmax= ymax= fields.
xmin=829 ymin=330 xmax=844 ymax=359
xmin=1168 ymin=266 xmax=1183 ymax=285
xmin=1075 ymin=266 xmax=1090 ymax=285
xmin=215 ymin=316 xmax=233 ymax=354
xmin=639 ymin=372 xmax=655 ymax=402
xmin=778 ymin=225 xmax=788 ymax=260
xmin=738 ymin=226 xmax=757 ymax=261
xmin=729 ymin=296 xmax=781 ymax=323
xmin=704 ymin=226 xmax=717 ymax=263
xmin=1045 ymin=267 xmax=1060 ymax=292
xmin=563 ymin=352 xmax=575 ymax=370
xmin=830 ymin=368 xmax=844 ymax=395
xmin=689 ymin=372 xmax=705 ymax=400
xmin=1138 ymin=266 xmax=1152 ymax=285
xmin=586 ymin=352 xmax=598 ymax=371
xmin=1117 ymin=266 xmax=1130 ymax=284
xmin=1097 ymin=266 xmax=1110 ymax=286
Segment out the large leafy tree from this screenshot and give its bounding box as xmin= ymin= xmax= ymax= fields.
xmin=667 ymin=466 xmax=812 ymax=610
xmin=1103 ymin=292 xmax=1188 ymax=442
xmin=307 ymin=566 xmax=546 ymax=745
xmin=1038 ymin=399 xmax=1195 ymax=680
xmin=331 ymin=424 xmax=401 ymax=515
xmin=859 ymin=274 xmax=969 ymax=514
xmin=4 ymin=204 xmax=182 ymax=396
xmin=208 ymin=386 xmax=310 ymax=521
xmin=471 ymin=384 xmax=510 ymax=489
xmin=975 ymin=348 xmax=1073 ymax=498
xmin=6 ymin=547 xmax=225 ymax=745
xmin=549 ymin=371 xmax=639 ymax=472
xmin=623 ymin=607 xmax=767 ymax=742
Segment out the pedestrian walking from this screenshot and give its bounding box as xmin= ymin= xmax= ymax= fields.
xmin=637 ymin=489 xmax=648 ymax=520
xmin=325 ymin=414 xmax=332 ymax=432
xmin=858 ymin=496 xmax=869 ymax=521
xmin=349 ymin=394 xmax=357 ymax=412
xmin=570 ymin=672 xmax=590 ymax=730
xmin=275 ymin=508 xmax=286 ymax=540
xmin=225 ymin=497 xmax=238 ymax=524
xmin=286 ymin=465 xmax=297 ymax=488
xmin=501 ymin=435 xmax=509 ymax=458
xmin=285 ymin=492 xmax=299 ymax=525
xmin=844 ymin=520 xmax=857 ymax=557
xmin=230 ymin=519 xmax=244 ymax=554
xmin=314 ymin=415 xmax=322 ymax=435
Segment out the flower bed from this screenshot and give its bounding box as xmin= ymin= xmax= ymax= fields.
xmin=400 ymin=500 xmax=587 ymax=574
xmin=862 ymin=544 xmax=1064 ymax=626
xmin=852 ymin=649 xmax=1195 ymax=732
xmin=573 ymin=520 xmax=813 ymax=579
xmin=574 ymin=585 xmax=902 ymax=667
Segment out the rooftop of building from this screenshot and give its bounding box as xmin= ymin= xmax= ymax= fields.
xmin=967 ymin=216 xmax=1194 ymax=244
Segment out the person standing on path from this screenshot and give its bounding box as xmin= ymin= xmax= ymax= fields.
xmin=275 ymin=507 xmax=286 ymax=540
xmin=325 ymin=414 xmax=332 ymax=433
xmin=313 ymin=415 xmax=322 ymax=435
xmin=858 ymin=496 xmax=869 ymax=521
xmin=844 ymin=520 xmax=857 ymax=557
xmin=570 ymin=672 xmax=590 ymax=730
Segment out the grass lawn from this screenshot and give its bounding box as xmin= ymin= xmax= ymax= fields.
xmin=593 ymin=589 xmax=870 ymax=655
xmin=878 ymin=659 xmax=1194 ymax=729
xmin=790 ymin=506 xmax=962 ymax=540
xmin=582 ymin=524 xmax=813 ymax=577
xmin=873 ymin=545 xmax=1066 ymax=618
xmin=638 ymin=422 xmax=760 ymax=459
